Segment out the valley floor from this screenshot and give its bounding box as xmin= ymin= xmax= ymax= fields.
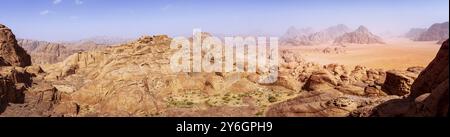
xmin=280 ymin=38 xmax=441 ymax=70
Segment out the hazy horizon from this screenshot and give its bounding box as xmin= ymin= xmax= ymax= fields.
xmin=1 ymin=0 xmax=448 ymax=42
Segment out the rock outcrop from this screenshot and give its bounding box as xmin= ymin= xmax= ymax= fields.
xmin=322 ymin=46 xmax=346 ymax=54
xmin=35 ymin=34 xmax=290 ymax=116
xmin=0 ymin=24 xmax=31 ymax=67
xmin=373 ymin=39 xmax=449 ymax=117
xmin=382 ymin=70 xmax=420 ymax=96
xmin=266 ymin=90 xmax=357 ymax=117
xmin=0 ymin=24 xmax=34 ymax=114
xmin=415 ymin=22 xmax=449 ymax=41
xmin=266 ymin=60 xmax=393 ymax=117
xmin=334 ymin=26 xmax=385 ymax=45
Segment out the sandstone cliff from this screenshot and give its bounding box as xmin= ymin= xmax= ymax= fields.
xmin=0 ymin=24 xmax=34 ymax=114
xmin=0 ymin=24 xmax=31 ymax=67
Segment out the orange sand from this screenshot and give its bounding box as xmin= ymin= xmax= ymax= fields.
xmin=280 ymin=38 xmax=442 ymax=70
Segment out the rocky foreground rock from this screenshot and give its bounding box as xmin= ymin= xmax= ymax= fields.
xmin=0 ymin=24 xmax=31 ymax=67
xmin=0 ymin=24 xmax=34 ymax=113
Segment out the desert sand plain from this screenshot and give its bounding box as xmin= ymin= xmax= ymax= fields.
xmin=281 ymin=38 xmax=442 ymax=70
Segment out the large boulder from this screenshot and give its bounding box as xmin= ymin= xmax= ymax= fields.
xmin=382 ymin=70 xmax=419 ymax=96
xmin=302 ymin=70 xmax=338 ymax=91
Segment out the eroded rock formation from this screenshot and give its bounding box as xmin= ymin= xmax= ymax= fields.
xmin=0 ymin=24 xmax=34 ymax=114
xmin=0 ymin=24 xmax=31 ymax=67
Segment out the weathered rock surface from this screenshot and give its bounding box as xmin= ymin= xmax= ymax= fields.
xmin=0 ymin=24 xmax=31 ymax=67
xmin=382 ymin=70 xmax=419 ymax=96
xmin=266 ymin=90 xmax=358 ymax=117
xmin=0 ymin=24 xmax=34 ymax=115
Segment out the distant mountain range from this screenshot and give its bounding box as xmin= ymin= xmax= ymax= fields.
xmin=281 ymin=24 xmax=384 ymax=46
xmin=406 ymin=22 xmax=449 ymax=42
xmin=16 ymin=36 xmax=129 ymax=64
xmin=334 ymin=26 xmax=385 ymax=45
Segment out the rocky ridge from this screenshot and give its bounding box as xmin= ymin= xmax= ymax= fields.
xmin=333 ymin=26 xmax=385 ymax=45
xmin=415 ymin=22 xmax=449 ymax=41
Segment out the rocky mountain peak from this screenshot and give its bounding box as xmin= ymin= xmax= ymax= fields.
xmin=415 ymin=22 xmax=449 ymax=41
xmin=355 ymin=26 xmax=369 ymax=33
xmin=0 ymin=24 xmax=32 ymax=67
xmin=333 ymin=25 xmax=385 ymax=45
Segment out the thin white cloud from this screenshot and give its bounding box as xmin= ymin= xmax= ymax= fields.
xmin=75 ymin=0 xmax=83 ymax=5
xmin=53 ymin=0 xmax=62 ymax=5
xmin=40 ymin=10 xmax=50 ymax=15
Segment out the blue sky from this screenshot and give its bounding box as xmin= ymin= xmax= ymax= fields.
xmin=0 ymin=0 xmax=448 ymax=41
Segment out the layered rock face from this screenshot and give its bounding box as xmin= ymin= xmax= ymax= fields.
xmin=373 ymin=39 xmax=449 ymax=117
xmin=0 ymin=24 xmax=31 ymax=67
xmin=415 ymin=22 xmax=449 ymax=41
xmin=0 ymin=24 xmax=34 ymax=114
xmin=334 ymin=26 xmax=385 ymax=45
